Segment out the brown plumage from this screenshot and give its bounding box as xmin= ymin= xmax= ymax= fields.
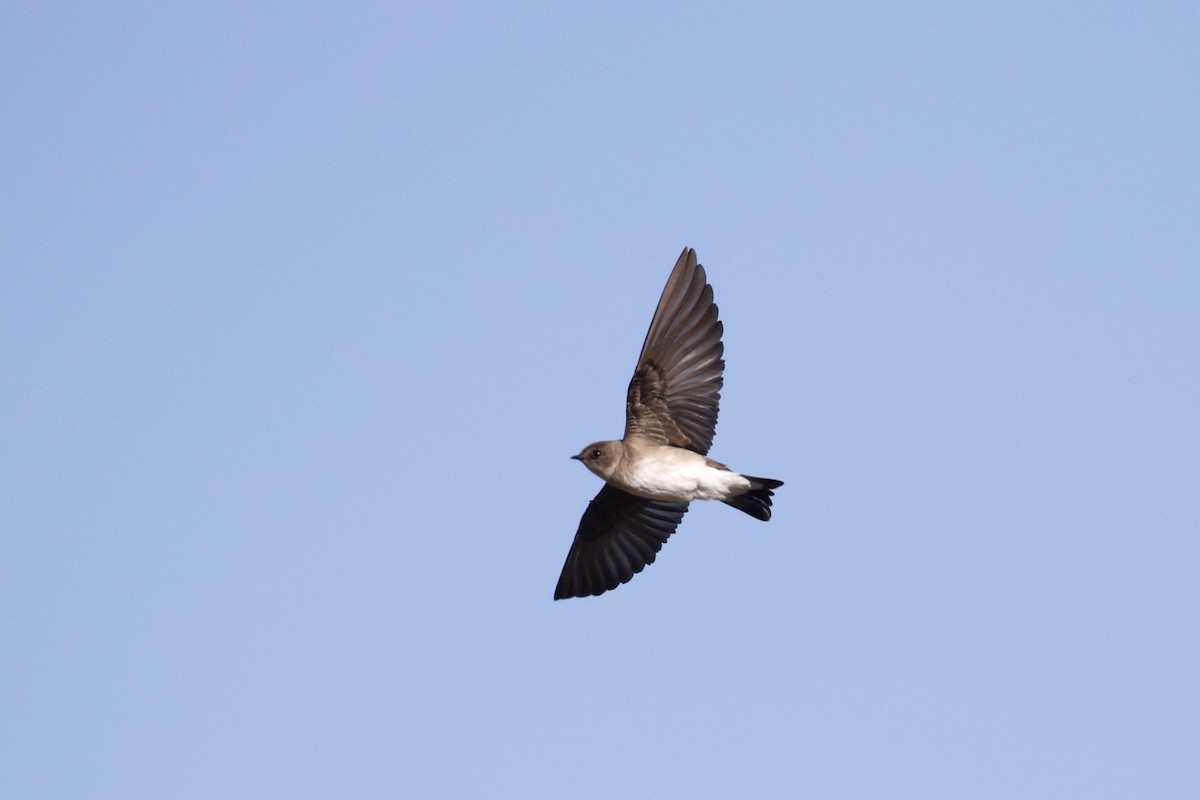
xmin=555 ymin=248 xmax=784 ymax=600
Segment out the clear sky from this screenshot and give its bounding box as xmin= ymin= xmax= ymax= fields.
xmin=3 ymin=2 xmax=1197 ymax=797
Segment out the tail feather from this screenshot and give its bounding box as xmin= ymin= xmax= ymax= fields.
xmin=722 ymin=476 xmax=784 ymax=521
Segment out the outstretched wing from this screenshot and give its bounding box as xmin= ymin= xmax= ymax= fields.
xmin=624 ymin=247 xmax=724 ymax=455
xmin=554 ymin=484 xmax=689 ymax=600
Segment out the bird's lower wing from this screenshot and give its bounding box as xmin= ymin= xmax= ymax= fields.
xmin=554 ymin=484 xmax=689 ymax=600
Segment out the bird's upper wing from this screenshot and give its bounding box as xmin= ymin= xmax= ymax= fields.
xmin=624 ymin=247 xmax=724 ymax=455
xmin=554 ymin=484 xmax=689 ymax=600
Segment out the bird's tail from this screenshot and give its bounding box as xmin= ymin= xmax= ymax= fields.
xmin=722 ymin=476 xmax=784 ymax=521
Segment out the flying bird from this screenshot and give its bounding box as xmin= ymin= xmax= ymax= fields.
xmin=555 ymin=247 xmax=783 ymax=600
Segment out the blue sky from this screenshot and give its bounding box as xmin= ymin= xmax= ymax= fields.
xmin=3 ymin=2 xmax=1197 ymax=797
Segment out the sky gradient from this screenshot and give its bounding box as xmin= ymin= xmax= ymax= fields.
xmin=3 ymin=2 xmax=1198 ymax=797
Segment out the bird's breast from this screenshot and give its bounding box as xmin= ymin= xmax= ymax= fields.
xmin=611 ymin=446 xmax=747 ymax=502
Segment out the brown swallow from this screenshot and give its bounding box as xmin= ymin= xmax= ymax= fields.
xmin=555 ymin=247 xmax=783 ymax=599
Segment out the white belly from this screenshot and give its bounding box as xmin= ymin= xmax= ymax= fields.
xmin=616 ymin=447 xmax=751 ymax=502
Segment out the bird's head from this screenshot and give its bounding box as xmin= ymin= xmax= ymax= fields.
xmin=571 ymin=440 xmax=623 ymax=480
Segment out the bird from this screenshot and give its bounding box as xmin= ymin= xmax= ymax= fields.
xmin=554 ymin=247 xmax=783 ymax=600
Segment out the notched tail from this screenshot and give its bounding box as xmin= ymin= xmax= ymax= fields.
xmin=722 ymin=476 xmax=784 ymax=521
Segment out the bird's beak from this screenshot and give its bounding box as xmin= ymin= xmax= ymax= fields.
xmin=570 ymin=454 xmax=581 ymax=460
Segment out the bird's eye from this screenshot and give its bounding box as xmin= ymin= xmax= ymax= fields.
xmin=591 ymin=449 xmax=602 ymax=459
